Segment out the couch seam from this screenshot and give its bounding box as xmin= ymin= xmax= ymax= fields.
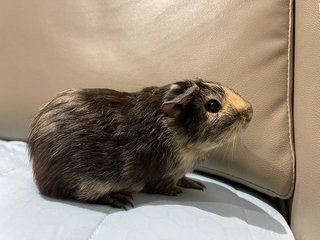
xmin=285 ymin=0 xmax=296 ymax=199
xmin=87 ymin=215 xmax=108 ymax=240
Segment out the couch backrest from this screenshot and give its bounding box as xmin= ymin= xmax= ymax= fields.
xmin=291 ymin=0 xmax=320 ymax=239
xmin=0 ymin=0 xmax=294 ymax=199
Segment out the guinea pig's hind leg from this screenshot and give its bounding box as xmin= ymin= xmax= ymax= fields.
xmin=177 ymin=176 xmax=206 ymax=191
xmin=74 ymin=179 xmax=134 ymax=209
xmin=95 ymin=192 xmax=134 ymax=209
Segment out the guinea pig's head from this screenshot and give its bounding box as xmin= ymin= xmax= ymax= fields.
xmin=161 ymin=79 xmax=252 ymax=150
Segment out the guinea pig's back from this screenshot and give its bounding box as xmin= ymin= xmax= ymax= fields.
xmin=28 ymin=88 xmax=135 ymax=198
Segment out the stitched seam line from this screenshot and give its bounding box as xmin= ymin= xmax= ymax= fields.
xmin=87 ymin=215 xmax=108 ymax=240
xmin=285 ymin=0 xmax=296 ymax=199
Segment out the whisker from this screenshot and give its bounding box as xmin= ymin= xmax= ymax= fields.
xmin=231 ymin=134 xmax=236 ymax=162
xmin=222 ymin=140 xmax=232 ymax=160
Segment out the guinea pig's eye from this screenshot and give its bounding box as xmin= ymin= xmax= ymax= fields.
xmin=205 ymin=99 xmax=221 ymax=113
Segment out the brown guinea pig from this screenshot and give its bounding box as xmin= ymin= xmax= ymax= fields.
xmin=28 ymin=79 xmax=252 ymax=208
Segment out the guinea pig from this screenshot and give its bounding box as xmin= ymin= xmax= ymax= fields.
xmin=28 ymin=79 xmax=252 ymax=208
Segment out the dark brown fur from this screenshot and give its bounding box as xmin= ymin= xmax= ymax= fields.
xmin=28 ymin=79 xmax=252 ymax=208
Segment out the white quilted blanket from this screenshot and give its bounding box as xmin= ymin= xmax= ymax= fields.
xmin=0 ymin=140 xmax=294 ymax=240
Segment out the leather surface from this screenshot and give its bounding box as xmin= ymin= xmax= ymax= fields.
xmin=291 ymin=0 xmax=320 ymax=239
xmin=0 ymin=140 xmax=294 ymax=240
xmin=0 ymin=1 xmax=294 ymax=198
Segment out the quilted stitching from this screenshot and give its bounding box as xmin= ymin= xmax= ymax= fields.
xmin=87 ymin=216 xmax=108 ymax=240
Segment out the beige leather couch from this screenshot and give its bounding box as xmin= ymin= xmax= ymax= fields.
xmin=0 ymin=0 xmax=319 ymax=239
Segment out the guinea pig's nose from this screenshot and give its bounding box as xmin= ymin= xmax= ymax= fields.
xmin=242 ymin=104 xmax=253 ymax=123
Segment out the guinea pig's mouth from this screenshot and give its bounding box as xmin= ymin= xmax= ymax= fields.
xmin=232 ymin=107 xmax=253 ymax=131
xmin=240 ymin=118 xmax=251 ymax=129
xmin=236 ymin=116 xmax=252 ymax=131
xmin=241 ymin=105 xmax=253 ymax=125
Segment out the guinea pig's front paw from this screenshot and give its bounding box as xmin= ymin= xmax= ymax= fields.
xmin=177 ymin=176 xmax=206 ymax=191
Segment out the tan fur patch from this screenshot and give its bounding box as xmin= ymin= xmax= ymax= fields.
xmin=176 ymin=144 xmax=214 ymax=179
xmin=223 ymin=87 xmax=249 ymax=112
xmin=179 ymin=149 xmax=198 ymax=173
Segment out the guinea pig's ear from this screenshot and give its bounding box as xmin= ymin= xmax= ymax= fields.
xmin=162 ymin=85 xmax=199 ymax=118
